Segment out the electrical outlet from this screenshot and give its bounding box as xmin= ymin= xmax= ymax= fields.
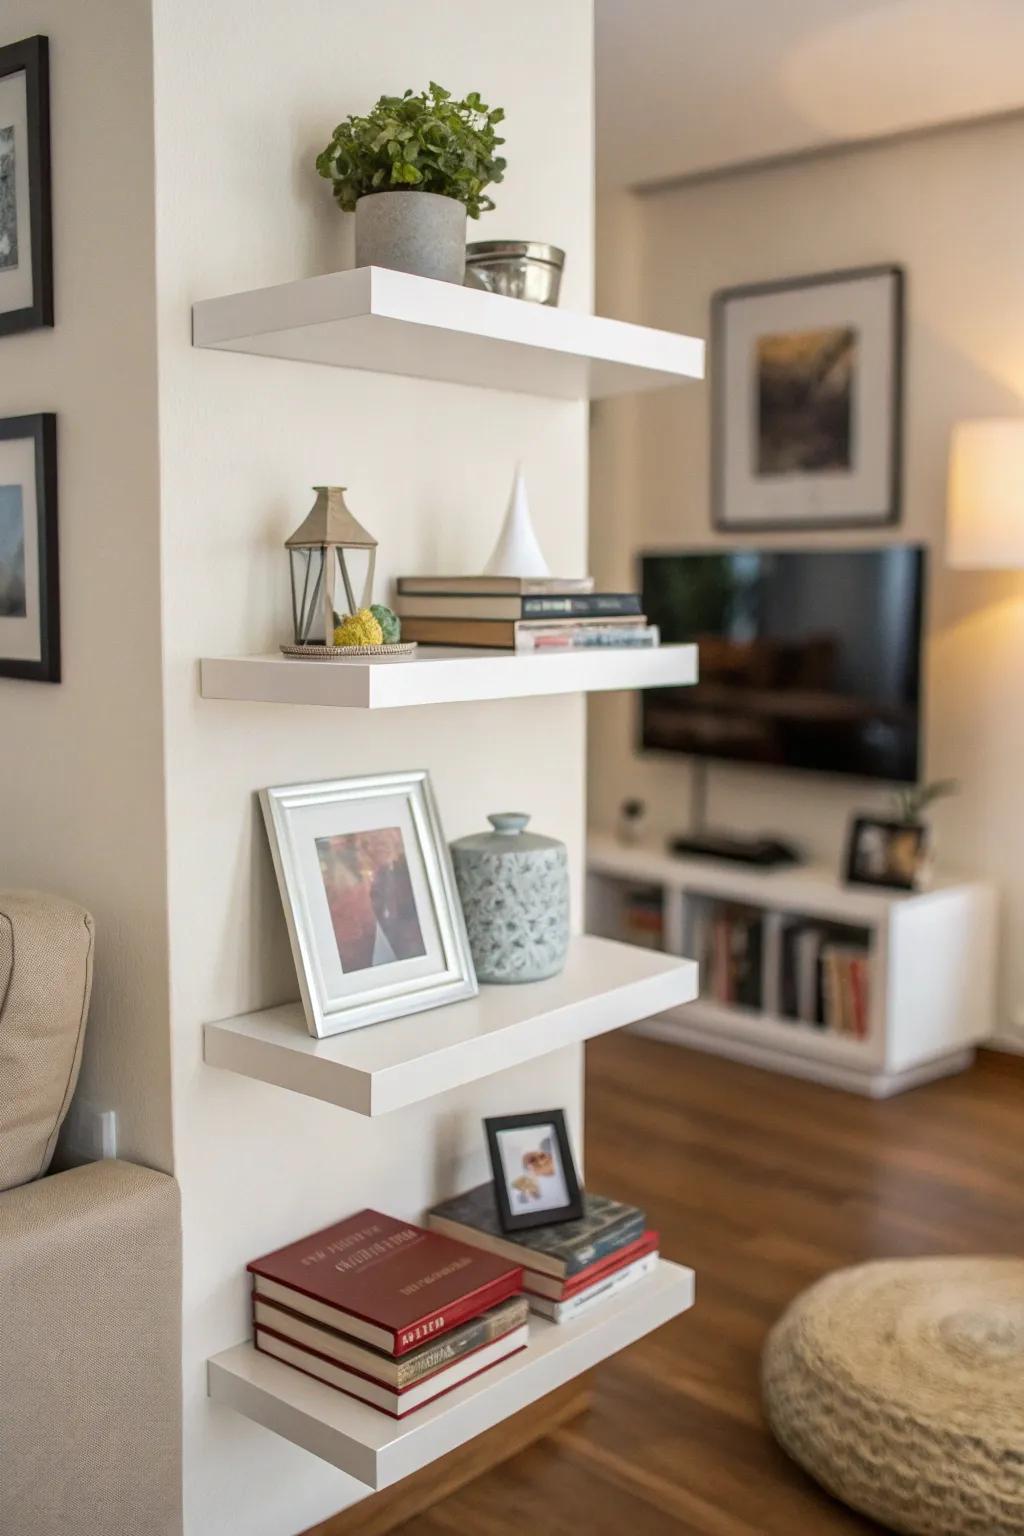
xmin=62 ymin=1099 xmax=118 ymax=1163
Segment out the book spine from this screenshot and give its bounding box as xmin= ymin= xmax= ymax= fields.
xmin=521 ymin=595 xmax=641 ymax=617
xmin=394 ymin=1269 xmax=523 ymax=1354
xmin=515 ymin=624 xmax=658 ymax=652
xmin=530 ymin=1253 xmax=658 ymax=1322
xmin=561 ymin=1212 xmax=648 ymax=1277
xmin=394 ymin=1298 xmax=528 ymax=1387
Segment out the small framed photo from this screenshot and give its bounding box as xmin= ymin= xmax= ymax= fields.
xmin=845 ymin=816 xmax=927 ymax=891
xmin=484 ymin=1109 xmax=583 ymax=1233
xmin=0 ymin=36 xmax=53 ymax=337
xmin=261 ymin=770 xmax=477 ymax=1038
xmin=712 ymin=265 xmax=903 ymax=531
xmin=0 ymin=413 xmax=58 ymax=682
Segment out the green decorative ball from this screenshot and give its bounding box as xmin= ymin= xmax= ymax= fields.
xmin=369 ymin=603 xmax=401 ymax=643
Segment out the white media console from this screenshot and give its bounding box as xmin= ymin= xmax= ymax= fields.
xmin=587 ymin=831 xmax=997 ymax=1097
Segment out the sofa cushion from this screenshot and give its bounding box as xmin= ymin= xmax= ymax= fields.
xmin=0 ymin=891 xmax=94 ymax=1192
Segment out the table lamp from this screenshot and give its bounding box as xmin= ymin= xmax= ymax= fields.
xmin=947 ymin=419 xmax=1024 ymax=568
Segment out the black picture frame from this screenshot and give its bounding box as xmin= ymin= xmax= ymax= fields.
xmin=0 ymin=35 xmax=53 ymax=337
xmin=0 ymin=412 xmax=59 ymax=682
xmin=484 ymin=1109 xmax=583 ymax=1233
xmin=844 ymin=815 xmax=925 ymax=892
xmin=711 ymin=264 xmax=904 ymax=532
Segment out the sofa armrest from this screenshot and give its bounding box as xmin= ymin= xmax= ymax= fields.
xmin=0 ymin=1159 xmax=182 ymax=1536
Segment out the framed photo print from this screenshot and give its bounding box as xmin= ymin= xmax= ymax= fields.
xmin=484 ymin=1109 xmax=583 ymax=1232
xmin=845 ymin=815 xmax=926 ymax=891
xmin=261 ymin=770 xmax=477 ymax=1038
xmin=0 ymin=36 xmax=53 ymax=337
xmin=0 ymin=413 xmax=58 ymax=682
xmin=713 ymin=265 xmax=903 ymax=531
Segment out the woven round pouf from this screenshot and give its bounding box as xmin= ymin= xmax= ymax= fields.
xmin=763 ymin=1257 xmax=1024 ymax=1536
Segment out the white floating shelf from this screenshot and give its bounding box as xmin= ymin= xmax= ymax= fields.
xmin=208 ymin=1259 xmax=694 ymax=1489
xmin=200 ymin=643 xmax=698 ymax=711
xmin=204 ymin=936 xmax=699 ymax=1115
xmin=192 ymin=265 xmax=704 ymax=400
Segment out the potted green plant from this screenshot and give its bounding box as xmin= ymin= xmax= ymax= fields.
xmin=891 ymin=779 xmax=959 ymax=827
xmin=316 ymin=83 xmax=506 ymax=284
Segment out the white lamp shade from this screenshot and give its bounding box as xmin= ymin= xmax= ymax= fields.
xmin=947 ymin=419 xmax=1024 ymax=568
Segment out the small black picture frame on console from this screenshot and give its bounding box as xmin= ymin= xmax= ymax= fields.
xmin=485 ymin=1109 xmax=583 ymax=1233
xmin=0 ymin=35 xmax=54 ymax=337
xmin=845 ymin=815 xmax=926 ymax=892
xmin=0 ymin=413 xmax=59 ymax=682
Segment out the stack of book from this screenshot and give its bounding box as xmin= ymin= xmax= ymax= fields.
xmin=393 ymin=575 xmax=659 ymax=652
xmin=693 ymin=902 xmax=764 ymax=1010
xmin=428 ymin=1186 xmax=658 ymax=1324
xmin=248 ymin=1210 xmax=528 ymax=1418
xmin=778 ymin=919 xmax=871 ymax=1036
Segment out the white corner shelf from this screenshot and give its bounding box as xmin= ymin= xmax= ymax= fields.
xmin=199 ymin=643 xmax=698 ymax=710
xmin=204 ymin=935 xmax=699 ymax=1115
xmin=192 ymin=265 xmax=705 ymax=400
xmin=208 ymin=1258 xmax=694 ymax=1489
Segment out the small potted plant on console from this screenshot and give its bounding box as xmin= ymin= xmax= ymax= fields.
xmin=316 ymin=82 xmax=506 ymax=284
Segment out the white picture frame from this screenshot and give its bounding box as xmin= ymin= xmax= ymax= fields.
xmin=261 ymin=770 xmax=477 ymax=1038
xmin=712 ymin=265 xmax=903 ymax=531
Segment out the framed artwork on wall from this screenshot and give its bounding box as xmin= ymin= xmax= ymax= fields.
xmin=712 ymin=265 xmax=903 ymax=531
xmin=0 ymin=413 xmax=59 ymax=682
xmin=0 ymin=35 xmax=53 ymax=337
xmin=260 ymin=770 xmax=477 ymax=1038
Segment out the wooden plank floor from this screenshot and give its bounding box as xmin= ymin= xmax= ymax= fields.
xmin=395 ymin=1034 xmax=1024 ymax=1536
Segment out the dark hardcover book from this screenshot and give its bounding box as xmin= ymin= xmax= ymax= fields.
xmin=428 ymin=1186 xmax=646 ymax=1279
xmin=252 ymin=1292 xmax=529 ymax=1390
xmin=393 ymin=593 xmax=641 ymax=620
xmin=248 ymin=1209 xmax=522 ymax=1356
xmin=730 ymin=910 xmax=763 ymax=1010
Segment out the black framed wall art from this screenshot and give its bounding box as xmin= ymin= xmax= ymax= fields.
xmin=0 ymin=413 xmax=59 ymax=682
xmin=712 ymin=265 xmax=903 ymax=531
xmin=0 ymin=35 xmax=53 ymax=336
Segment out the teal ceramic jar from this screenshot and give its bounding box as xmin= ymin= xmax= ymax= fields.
xmin=450 ymin=813 xmax=570 ymax=984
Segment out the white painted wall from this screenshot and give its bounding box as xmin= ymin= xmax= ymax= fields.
xmin=0 ymin=0 xmax=173 ymax=1172
xmin=149 ymin=4 xmax=594 ymax=1532
xmin=589 ymin=114 xmax=1024 ymax=1041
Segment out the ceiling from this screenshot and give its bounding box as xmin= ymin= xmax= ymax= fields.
xmin=596 ymin=0 xmax=1024 ymax=190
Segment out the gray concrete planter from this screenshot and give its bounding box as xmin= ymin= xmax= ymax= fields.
xmin=354 ymin=191 xmax=467 ymax=284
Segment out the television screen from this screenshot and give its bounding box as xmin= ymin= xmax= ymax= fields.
xmin=640 ymin=547 xmax=925 ymax=783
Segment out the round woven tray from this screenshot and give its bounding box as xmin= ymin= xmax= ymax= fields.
xmin=279 ymin=642 xmax=417 ymax=660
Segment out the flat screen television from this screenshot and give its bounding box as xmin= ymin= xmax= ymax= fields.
xmin=640 ymin=547 xmax=925 ymax=784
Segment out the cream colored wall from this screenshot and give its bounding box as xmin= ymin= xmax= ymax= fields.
xmin=589 ymin=115 xmax=1024 ymax=1042
xmin=0 ymin=0 xmax=172 ymax=1171
xmin=150 ymin=3 xmax=594 ymax=1532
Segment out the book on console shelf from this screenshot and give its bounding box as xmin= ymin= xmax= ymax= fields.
xmin=248 ymin=1209 xmax=522 ymax=1358
xmin=394 ymin=593 xmax=642 ymax=621
xmin=693 ymin=902 xmax=763 ymax=1010
xmin=428 ymin=1184 xmax=647 ymax=1280
xmin=779 ymin=919 xmax=871 ymax=1036
xmin=400 ymin=616 xmax=659 ymax=651
xmin=396 ymin=575 xmax=595 ymax=596
xmin=253 ymin=1292 xmax=529 ymax=1419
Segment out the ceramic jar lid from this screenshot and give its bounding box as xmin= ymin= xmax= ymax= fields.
xmin=451 ymin=813 xmax=565 ymax=856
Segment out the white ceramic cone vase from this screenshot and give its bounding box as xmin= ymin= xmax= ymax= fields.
xmin=483 ymin=465 xmax=551 ymax=578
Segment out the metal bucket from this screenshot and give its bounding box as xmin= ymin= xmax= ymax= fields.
xmin=464 ymin=241 xmax=566 ymax=306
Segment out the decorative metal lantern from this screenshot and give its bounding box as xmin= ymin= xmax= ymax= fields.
xmin=286 ymin=486 xmax=378 ymax=647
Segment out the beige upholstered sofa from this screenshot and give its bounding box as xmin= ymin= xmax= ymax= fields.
xmin=0 ymin=892 xmax=182 ymax=1536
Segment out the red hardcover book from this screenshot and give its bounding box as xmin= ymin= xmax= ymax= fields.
xmin=248 ymin=1210 xmax=522 ymax=1356
xmin=520 ymin=1230 xmax=660 ymax=1301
